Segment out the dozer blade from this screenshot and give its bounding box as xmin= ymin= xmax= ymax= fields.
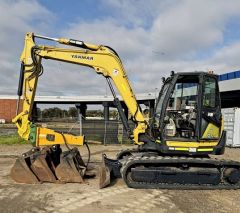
xmin=30 ymin=147 xmax=57 ymax=183
xmin=99 ymin=155 xmax=110 ymax=189
xmin=10 ymin=157 xmax=39 ymax=184
xmin=55 ymin=147 xmax=86 ymax=183
xmin=99 ymin=154 xmax=122 ymax=189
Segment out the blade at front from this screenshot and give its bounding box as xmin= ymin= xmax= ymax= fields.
xmin=99 ymin=158 xmax=110 ymax=189
xmin=99 ymin=154 xmax=122 ymax=189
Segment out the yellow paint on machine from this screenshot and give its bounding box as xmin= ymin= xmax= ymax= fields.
xmin=202 ymin=123 xmax=220 ymax=139
xmin=166 ymin=141 xmax=218 ymax=148
xmin=13 ymin=32 xmax=147 ymax=146
xmin=198 ymin=148 xmax=213 ymax=152
xmin=173 ymin=147 xmax=213 ymax=152
xmin=174 ymin=147 xmax=189 ymax=151
xmin=36 ymin=127 xmax=84 ymax=146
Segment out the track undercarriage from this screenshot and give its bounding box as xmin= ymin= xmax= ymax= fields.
xmin=100 ymin=149 xmax=240 ymax=189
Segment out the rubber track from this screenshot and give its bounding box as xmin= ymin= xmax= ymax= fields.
xmin=116 ymin=148 xmax=139 ymax=160
xmin=121 ymin=155 xmax=240 ymax=190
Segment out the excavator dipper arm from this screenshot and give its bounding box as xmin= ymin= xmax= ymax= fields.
xmin=13 ymin=32 xmax=147 ymax=146
xmin=11 ymin=32 xmax=148 ymax=184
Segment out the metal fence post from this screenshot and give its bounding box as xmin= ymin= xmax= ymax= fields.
xmin=103 ymin=119 xmax=107 ymax=145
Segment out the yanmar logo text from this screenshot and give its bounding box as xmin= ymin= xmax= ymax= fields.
xmin=71 ymin=55 xmax=93 ymax=60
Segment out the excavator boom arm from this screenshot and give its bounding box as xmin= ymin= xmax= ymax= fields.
xmin=13 ymin=32 xmax=147 ymax=145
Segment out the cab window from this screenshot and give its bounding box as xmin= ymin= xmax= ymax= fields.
xmin=203 ymin=77 xmax=216 ymax=108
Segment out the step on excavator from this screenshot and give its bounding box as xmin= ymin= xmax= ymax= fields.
xmin=11 ymin=32 xmax=240 ymax=189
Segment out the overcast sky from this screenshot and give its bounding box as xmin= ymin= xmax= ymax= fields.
xmin=1 ymin=0 xmax=240 ymax=96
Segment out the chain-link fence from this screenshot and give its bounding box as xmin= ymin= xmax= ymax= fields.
xmin=0 ymin=119 xmax=135 ymax=144
xmin=52 ymin=120 xmax=134 ymax=145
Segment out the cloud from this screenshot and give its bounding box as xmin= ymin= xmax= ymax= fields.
xmin=62 ymin=19 xmax=149 ymax=61
xmin=1 ymin=0 xmax=240 ymax=97
xmin=101 ymin=0 xmax=176 ymax=28
xmin=150 ymin=0 xmax=240 ymax=59
xmin=210 ymin=41 xmax=240 ymax=69
xmin=0 ymin=0 xmax=55 ymax=94
xmin=38 ymin=61 xmax=107 ymax=96
xmin=60 ymin=0 xmax=240 ymax=94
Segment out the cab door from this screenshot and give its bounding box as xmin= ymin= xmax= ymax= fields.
xmin=200 ymin=75 xmax=221 ymax=140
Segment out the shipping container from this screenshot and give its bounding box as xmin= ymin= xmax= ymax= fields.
xmin=222 ymin=108 xmax=240 ymax=147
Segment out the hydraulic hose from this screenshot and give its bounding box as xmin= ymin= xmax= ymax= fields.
xmin=84 ymin=141 xmax=91 ymax=168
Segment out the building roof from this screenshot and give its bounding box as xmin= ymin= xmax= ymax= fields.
xmin=0 ymin=93 xmax=156 ymax=104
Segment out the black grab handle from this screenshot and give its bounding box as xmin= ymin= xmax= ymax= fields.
xmin=17 ymin=63 xmax=25 ymax=97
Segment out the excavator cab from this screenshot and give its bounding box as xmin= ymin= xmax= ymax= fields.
xmin=100 ymin=72 xmax=240 ymax=189
xmin=152 ymin=72 xmax=224 ymax=155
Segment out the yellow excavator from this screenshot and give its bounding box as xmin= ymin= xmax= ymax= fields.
xmin=11 ymin=32 xmax=146 ymax=184
xmin=11 ymin=32 xmax=240 ymax=189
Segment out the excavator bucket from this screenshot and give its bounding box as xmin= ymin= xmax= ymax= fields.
xmin=11 ymin=145 xmax=87 ymax=184
xmin=55 ymin=147 xmax=86 ymax=183
xmin=30 ymin=147 xmax=58 ymax=182
xmin=10 ymin=156 xmax=39 ymax=184
xmin=99 ymin=154 xmax=122 ymax=189
xmin=10 ymin=146 xmax=59 ymax=184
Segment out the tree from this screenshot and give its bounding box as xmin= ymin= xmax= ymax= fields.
xmin=62 ymin=109 xmax=68 ymax=118
xmin=110 ymin=110 xmax=118 ymax=119
xmin=68 ymin=107 xmax=78 ymax=118
xmin=36 ymin=108 xmax=42 ymax=120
